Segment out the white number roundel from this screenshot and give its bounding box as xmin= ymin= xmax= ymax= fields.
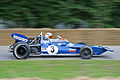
xmin=47 ymin=45 xmax=58 ymax=55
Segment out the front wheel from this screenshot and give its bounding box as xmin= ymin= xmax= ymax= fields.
xmin=13 ymin=42 xmax=30 ymax=59
xmin=80 ymin=46 xmax=93 ymax=59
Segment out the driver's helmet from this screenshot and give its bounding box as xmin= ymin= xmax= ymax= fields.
xmin=45 ymin=32 xmax=53 ymax=39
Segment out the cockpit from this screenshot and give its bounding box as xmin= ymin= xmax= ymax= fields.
xmin=49 ymin=39 xmax=69 ymax=43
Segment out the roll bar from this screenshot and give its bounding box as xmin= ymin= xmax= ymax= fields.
xmin=30 ymin=32 xmax=42 ymax=45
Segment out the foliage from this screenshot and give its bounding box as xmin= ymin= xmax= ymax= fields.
xmin=0 ymin=0 xmax=119 ymax=28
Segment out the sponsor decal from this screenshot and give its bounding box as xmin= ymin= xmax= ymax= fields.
xmin=70 ymin=49 xmax=76 ymax=52
xmin=13 ymin=35 xmax=28 ymax=42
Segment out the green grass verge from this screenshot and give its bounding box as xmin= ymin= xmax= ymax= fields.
xmin=0 ymin=60 xmax=120 ymax=80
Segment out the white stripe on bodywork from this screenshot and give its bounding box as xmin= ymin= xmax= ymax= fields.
xmin=13 ymin=35 xmax=28 ymax=42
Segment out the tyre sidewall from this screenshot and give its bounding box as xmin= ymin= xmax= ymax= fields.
xmin=80 ymin=46 xmax=93 ymax=59
xmin=13 ymin=42 xmax=30 ymax=59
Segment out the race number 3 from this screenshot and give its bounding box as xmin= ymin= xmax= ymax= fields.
xmin=47 ymin=45 xmax=58 ymax=55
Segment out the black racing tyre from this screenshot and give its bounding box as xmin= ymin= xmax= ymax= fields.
xmin=78 ymin=42 xmax=86 ymax=45
xmin=13 ymin=42 xmax=30 ymax=59
xmin=80 ymin=46 xmax=93 ymax=59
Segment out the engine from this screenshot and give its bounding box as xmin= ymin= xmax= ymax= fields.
xmin=31 ymin=47 xmax=39 ymax=53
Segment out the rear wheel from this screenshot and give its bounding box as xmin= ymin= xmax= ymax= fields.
xmin=13 ymin=42 xmax=30 ymax=59
xmin=80 ymin=46 xmax=93 ymax=59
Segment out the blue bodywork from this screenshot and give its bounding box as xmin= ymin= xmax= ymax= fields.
xmin=11 ymin=33 xmax=113 ymax=55
xmin=11 ymin=33 xmax=29 ymax=43
xmin=40 ymin=41 xmax=113 ymax=55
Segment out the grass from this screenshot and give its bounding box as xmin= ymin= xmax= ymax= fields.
xmin=0 ymin=60 xmax=120 ymax=80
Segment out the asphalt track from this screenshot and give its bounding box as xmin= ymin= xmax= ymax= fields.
xmin=0 ymin=46 xmax=119 ymax=60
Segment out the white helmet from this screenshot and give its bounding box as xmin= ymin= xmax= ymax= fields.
xmin=45 ymin=32 xmax=53 ymax=39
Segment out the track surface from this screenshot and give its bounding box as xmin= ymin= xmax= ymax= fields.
xmin=0 ymin=46 xmax=119 ymax=60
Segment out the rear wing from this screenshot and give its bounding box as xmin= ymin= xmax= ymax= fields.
xmin=11 ymin=33 xmax=29 ymax=43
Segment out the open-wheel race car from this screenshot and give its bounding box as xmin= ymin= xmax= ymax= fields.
xmin=9 ymin=32 xmax=113 ymax=59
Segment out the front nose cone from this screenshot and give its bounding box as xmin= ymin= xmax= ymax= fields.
xmin=92 ymin=46 xmax=107 ymax=55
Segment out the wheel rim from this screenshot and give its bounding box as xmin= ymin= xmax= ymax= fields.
xmin=81 ymin=48 xmax=91 ymax=58
xmin=16 ymin=46 xmax=27 ymax=57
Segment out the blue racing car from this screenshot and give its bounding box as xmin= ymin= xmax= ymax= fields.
xmin=9 ymin=32 xmax=113 ymax=59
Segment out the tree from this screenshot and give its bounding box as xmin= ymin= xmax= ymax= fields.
xmin=0 ymin=0 xmax=119 ymax=28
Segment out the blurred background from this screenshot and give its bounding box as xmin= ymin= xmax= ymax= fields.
xmin=0 ymin=0 xmax=119 ymax=29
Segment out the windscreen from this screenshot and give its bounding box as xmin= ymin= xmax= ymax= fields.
xmin=49 ymin=39 xmax=69 ymax=43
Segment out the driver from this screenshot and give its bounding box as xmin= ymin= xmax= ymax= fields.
xmin=45 ymin=32 xmax=53 ymax=39
xmin=45 ymin=32 xmax=65 ymax=40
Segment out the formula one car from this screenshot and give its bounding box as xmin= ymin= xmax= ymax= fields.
xmin=8 ymin=32 xmax=113 ymax=59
